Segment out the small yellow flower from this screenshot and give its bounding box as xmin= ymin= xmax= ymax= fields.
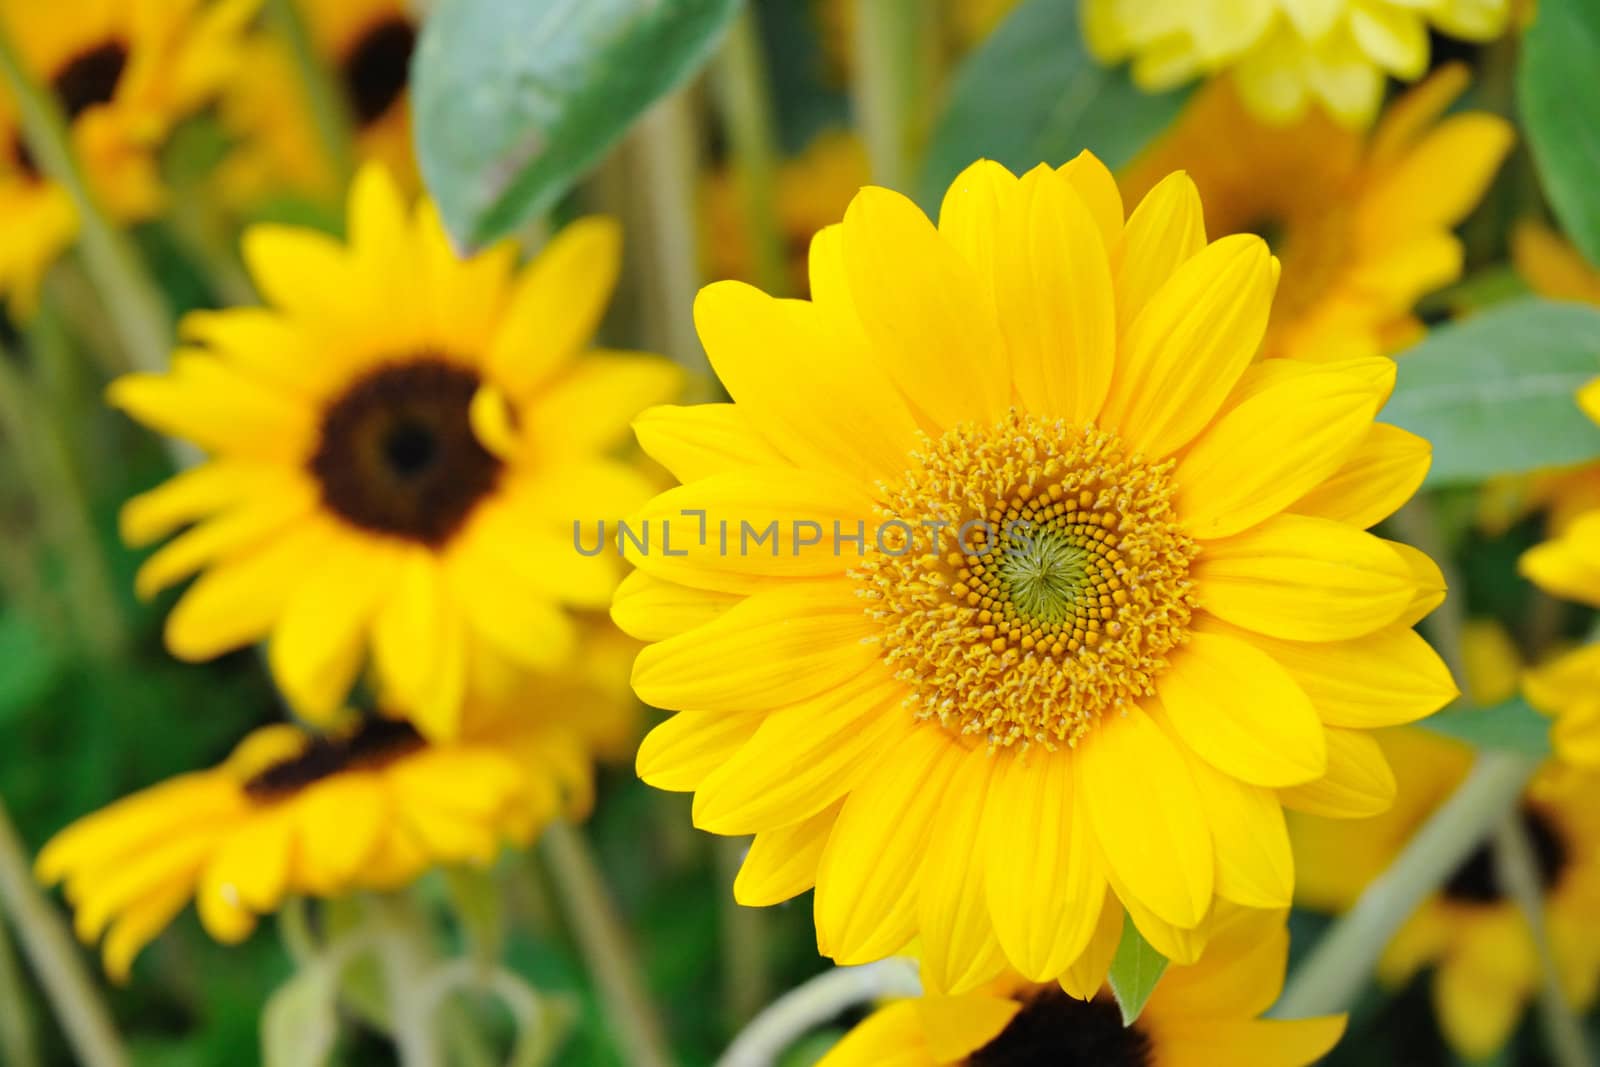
xmin=701 ymin=130 xmax=869 ymax=294
xmin=111 ymin=165 xmax=679 ymax=738
xmin=1083 ymin=0 xmax=1511 ymax=126
xmin=619 ymin=152 xmax=1455 ymax=990
xmin=1122 ymin=66 xmax=1512 ymax=363
xmin=1293 ymin=729 xmax=1600 ymax=1060
xmin=217 ymin=0 xmax=420 ymax=205
xmin=816 ymin=909 xmax=1344 ymax=1067
xmin=36 ymin=693 xmax=600 ymax=982
xmin=0 ymin=0 xmax=256 ymax=311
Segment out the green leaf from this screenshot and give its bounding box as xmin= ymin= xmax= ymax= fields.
xmin=1519 ymin=0 xmax=1600 ymax=268
xmin=1380 ymin=299 xmax=1600 ymax=488
xmin=1420 ymin=698 xmax=1553 ymax=759
xmin=413 ymin=0 xmax=741 ymax=249
xmin=1106 ymin=914 xmax=1167 ymax=1025
xmin=0 ymin=612 xmax=64 ymax=724
xmin=919 ymin=0 xmax=1189 ymax=210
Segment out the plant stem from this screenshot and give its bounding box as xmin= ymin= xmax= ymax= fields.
xmin=264 ymin=0 xmax=356 ymax=190
xmin=0 ymin=796 xmax=128 ymax=1067
xmin=710 ymin=9 xmax=789 ymax=297
xmin=0 ymin=15 xmax=170 ymax=375
xmin=0 ymin=897 xmax=41 ymax=1067
xmin=851 ymin=0 xmax=930 ymax=191
xmin=539 ymin=822 xmax=674 ymax=1067
xmin=372 ymin=894 xmax=442 ymax=1067
xmin=714 ymin=838 xmax=768 ymax=1035
xmin=1494 ymin=816 xmax=1597 ymax=1067
xmin=630 ymin=92 xmax=711 ymax=399
xmin=714 ymin=960 xmax=922 ymax=1067
xmin=1272 ymin=751 xmax=1538 ymax=1019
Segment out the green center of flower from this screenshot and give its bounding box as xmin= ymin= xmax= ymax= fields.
xmin=859 ymin=412 xmax=1198 ymax=749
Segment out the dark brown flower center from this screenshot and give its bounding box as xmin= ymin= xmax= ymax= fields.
xmin=12 ymin=39 xmax=128 ymax=178
xmin=310 ymin=358 xmax=504 ymax=546
xmin=243 ymin=716 xmax=423 ymax=799
xmin=966 ymin=989 xmax=1152 ymax=1067
xmin=1443 ymin=805 xmax=1569 ymax=905
xmin=340 ymin=16 xmax=415 ymax=127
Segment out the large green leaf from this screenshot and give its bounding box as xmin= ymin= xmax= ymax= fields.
xmin=413 ymin=0 xmax=741 ymax=249
xmin=1421 ymin=698 xmax=1553 ymax=760
xmin=1107 ymin=914 xmax=1167 ymax=1025
xmin=1380 ymin=299 xmax=1600 ymax=488
xmin=918 ymin=0 xmax=1188 ymax=210
xmin=1519 ymin=0 xmax=1600 ymax=268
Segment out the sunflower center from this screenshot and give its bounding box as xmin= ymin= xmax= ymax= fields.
xmin=12 ymin=39 xmax=128 ymax=178
xmin=243 ymin=716 xmax=423 ymax=799
xmin=1443 ymin=805 xmax=1569 ymax=905
xmin=341 ymin=16 xmax=416 ymax=127
xmin=310 ymin=358 xmax=503 ymax=547
xmin=966 ymin=989 xmax=1152 ymax=1067
xmin=859 ymin=413 xmax=1197 ymax=749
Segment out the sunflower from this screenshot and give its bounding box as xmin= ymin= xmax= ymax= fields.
xmin=0 ymin=0 xmax=255 ymax=311
xmin=1293 ymin=729 xmax=1600 ymax=1059
xmin=618 ymin=152 xmax=1455 ymax=990
xmin=702 ymin=129 xmax=869 ymax=295
xmin=816 ymin=908 xmax=1343 ymax=1067
xmin=35 ymin=697 xmax=594 ymax=982
xmin=217 ymin=0 xmax=420 ymax=205
xmin=1082 ymin=0 xmax=1510 ymax=127
xmin=1121 ymin=66 xmax=1511 ymax=363
xmin=110 ymin=164 xmax=679 ymax=738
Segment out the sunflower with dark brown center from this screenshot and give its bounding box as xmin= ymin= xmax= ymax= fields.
xmin=813 ymin=909 xmax=1343 ymax=1067
xmin=1293 ymin=727 xmax=1600 ymax=1060
xmin=111 ymin=165 xmax=679 ymax=738
xmin=0 ymin=0 xmax=254 ymax=311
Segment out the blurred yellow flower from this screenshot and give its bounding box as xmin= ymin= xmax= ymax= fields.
xmin=37 ymin=696 xmax=598 ymax=982
xmin=1122 ymin=66 xmax=1512 ymax=363
xmin=701 ymin=129 xmax=869 ymax=294
xmin=1293 ymin=729 xmax=1600 ymax=1060
xmin=817 ymin=909 xmax=1343 ymax=1067
xmin=1083 ymin=0 xmax=1510 ymax=126
xmin=110 ymin=165 xmax=679 ymax=738
xmin=0 ymin=0 xmax=255 ymax=311
xmin=619 ymin=151 xmax=1454 ymax=991
xmin=217 ymin=0 xmax=420 ymax=205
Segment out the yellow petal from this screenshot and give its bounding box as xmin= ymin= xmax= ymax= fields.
xmin=631 ymin=403 xmax=789 ymax=483
xmin=102 ymin=881 xmax=192 ymax=984
xmin=937 ymin=158 xmax=1019 ymax=308
xmin=371 ymin=551 xmax=470 ymax=740
xmin=733 ymin=801 xmax=842 ymax=907
xmin=1079 ymin=705 xmax=1213 ymax=928
xmin=1173 ymin=740 xmax=1294 ymax=909
xmin=1058 ymin=892 xmax=1124 ymax=999
xmin=1240 ymin=622 xmax=1456 ymax=729
xmin=119 ymin=461 xmax=273 ymax=548
xmin=610 ymin=569 xmax=740 ymax=641
xmin=527 ymin=352 xmax=683 ymax=459
xmin=1152 ymin=1017 xmax=1346 ymax=1067
xmin=1148 ymin=905 xmax=1289 ymax=1018
xmin=916 ymin=994 xmax=1021 ymax=1063
xmin=1194 ymin=515 xmax=1417 ymax=642
xmin=1115 ymin=171 xmax=1206 ymax=334
xmin=635 ymin=709 xmax=765 ymax=793
xmin=1057 ymin=150 xmax=1123 ymax=251
xmin=1100 ymin=234 xmax=1275 ymax=458
xmin=916 ymin=753 xmax=1009 ymax=996
xmin=814 ymin=1001 xmax=931 ymax=1067
xmin=289 ymin=777 xmax=387 ymax=894
xmin=1280 ymin=727 xmax=1396 ymax=818
xmin=1290 ymin=423 xmax=1430 ymax=530
xmin=1158 ymin=630 xmax=1324 ymax=787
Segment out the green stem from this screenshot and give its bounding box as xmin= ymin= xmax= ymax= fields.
xmin=1494 ymin=817 xmax=1597 ymax=1067
xmin=0 ymin=896 xmax=41 ymax=1067
xmin=0 ymin=795 xmax=128 ymax=1067
xmin=0 ymin=15 xmax=170 ymax=375
xmin=372 ymin=894 xmax=442 ymax=1067
xmin=714 ymin=838 xmax=768 ymax=1035
xmin=710 ymin=9 xmax=789 ymax=297
xmin=1271 ymin=752 xmax=1538 ymax=1019
xmin=851 ymin=0 xmax=929 ymax=191
xmin=714 ymin=960 xmax=921 ymax=1067
xmin=264 ymin=0 xmax=357 ymax=190
xmin=539 ymin=822 xmax=674 ymax=1067
xmin=631 ymin=92 xmax=711 ymax=399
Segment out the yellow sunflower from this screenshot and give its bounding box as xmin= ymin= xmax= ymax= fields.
xmin=0 ymin=0 xmax=255 ymax=311
xmin=817 ymin=908 xmax=1343 ymax=1067
xmin=1293 ymin=729 xmax=1600 ymax=1060
xmin=1122 ymin=66 xmax=1512 ymax=363
xmin=110 ymin=164 xmax=679 ymax=739
xmin=36 ymin=698 xmax=592 ymax=982
xmin=618 ymin=152 xmax=1455 ymax=990
xmin=702 ymin=129 xmax=870 ymax=294
xmin=1083 ymin=0 xmax=1511 ymax=126
xmin=217 ymin=0 xmax=420 ymax=205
